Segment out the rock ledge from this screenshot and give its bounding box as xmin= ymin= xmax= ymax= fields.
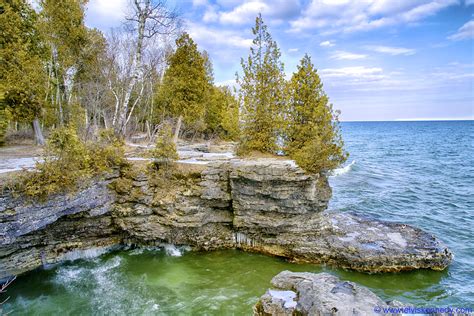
xmin=254 ymin=271 xmax=404 ymax=316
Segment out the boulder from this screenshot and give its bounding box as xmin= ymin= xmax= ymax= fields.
xmin=254 ymin=271 xmax=404 ymax=315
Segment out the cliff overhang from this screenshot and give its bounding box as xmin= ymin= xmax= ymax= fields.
xmin=0 ymin=159 xmax=453 ymax=279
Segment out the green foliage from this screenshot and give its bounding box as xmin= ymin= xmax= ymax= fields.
xmin=205 ymin=86 xmax=240 ymax=140
xmin=3 ymin=89 xmax=43 ymax=123
xmin=39 ymin=0 xmax=88 ymax=68
xmin=157 ymin=32 xmax=209 ymax=126
xmin=285 ymin=54 xmax=348 ymax=174
xmin=18 ymin=126 xmax=90 ymax=198
xmin=39 ymin=0 xmax=89 ymax=126
xmin=0 ymin=109 xmax=9 ymax=146
xmin=150 ymin=124 xmax=179 ymax=164
xmin=11 ymin=126 xmax=126 ymax=199
xmin=237 ymin=14 xmax=285 ymax=155
xmin=0 ymin=0 xmax=47 ymax=122
xmin=88 ymin=129 xmax=127 ymax=173
xmin=0 ymin=92 xmax=10 ymax=146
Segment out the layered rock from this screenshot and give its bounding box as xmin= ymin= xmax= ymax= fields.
xmin=0 ymin=180 xmax=114 ymax=245
xmin=0 ymin=159 xmax=453 ymax=280
xmin=254 ymin=271 xmax=404 ymax=315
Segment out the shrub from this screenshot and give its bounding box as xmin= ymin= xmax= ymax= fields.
xmin=88 ymin=129 xmax=127 ymax=173
xmin=149 ymin=123 xmax=178 ymax=165
xmin=10 ymin=126 xmax=126 ymax=199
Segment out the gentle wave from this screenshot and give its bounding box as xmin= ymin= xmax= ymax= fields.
xmin=331 ymin=160 xmax=356 ymax=177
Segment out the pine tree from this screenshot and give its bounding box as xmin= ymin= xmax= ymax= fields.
xmin=286 ymin=54 xmax=348 ymax=174
xmin=157 ymin=32 xmax=209 ymax=142
xmin=237 ymin=14 xmax=285 ymax=155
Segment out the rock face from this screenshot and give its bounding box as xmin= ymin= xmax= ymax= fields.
xmin=0 ymin=159 xmax=453 ymax=279
xmin=0 ymin=180 xmax=114 ymax=245
xmin=254 ymin=271 xmax=404 ymax=315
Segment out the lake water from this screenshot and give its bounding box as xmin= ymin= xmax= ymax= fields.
xmin=3 ymin=121 xmax=473 ymax=315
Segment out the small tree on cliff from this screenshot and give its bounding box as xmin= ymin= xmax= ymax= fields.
xmin=286 ymin=54 xmax=347 ymax=174
xmin=150 ymin=123 xmax=179 ymax=164
xmin=157 ymin=32 xmax=208 ymax=142
xmin=237 ymin=14 xmax=285 ymax=155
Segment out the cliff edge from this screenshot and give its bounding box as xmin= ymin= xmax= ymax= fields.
xmin=0 ymin=159 xmax=452 ymax=279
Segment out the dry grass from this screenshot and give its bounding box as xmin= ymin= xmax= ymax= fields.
xmin=238 ymin=150 xmax=287 ymax=159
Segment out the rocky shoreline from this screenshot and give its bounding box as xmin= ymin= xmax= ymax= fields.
xmin=0 ymin=158 xmax=452 ymax=281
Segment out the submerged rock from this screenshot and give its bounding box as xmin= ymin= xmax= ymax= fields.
xmin=0 ymin=158 xmax=452 ymax=279
xmin=254 ymin=271 xmax=404 ymax=315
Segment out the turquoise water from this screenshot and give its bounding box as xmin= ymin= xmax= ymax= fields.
xmin=330 ymin=121 xmax=474 ymax=306
xmin=3 ymin=121 xmax=474 ymax=314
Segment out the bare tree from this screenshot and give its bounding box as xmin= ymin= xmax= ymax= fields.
xmin=109 ymin=0 xmax=180 ymax=137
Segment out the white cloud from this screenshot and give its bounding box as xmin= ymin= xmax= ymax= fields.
xmin=321 ymin=66 xmax=385 ymax=81
xmin=365 ymin=45 xmax=416 ymax=55
xmin=215 ymin=79 xmax=238 ymax=88
xmin=330 ymin=51 xmax=367 ymax=60
xmin=290 ymin=0 xmax=458 ymax=34
xmin=85 ymin=0 xmax=128 ymax=30
xmin=220 ymin=1 xmax=268 ymax=24
xmin=203 ymin=6 xmax=219 ymax=22
xmin=187 ymin=22 xmax=252 ymax=48
xmin=320 ymin=40 xmax=335 ymax=47
xmin=288 ymin=48 xmax=299 ymax=52
xmin=448 ymin=20 xmax=474 ymax=40
xmin=218 ymin=0 xmax=301 ymax=25
xmin=193 ymin=0 xmax=208 ymax=6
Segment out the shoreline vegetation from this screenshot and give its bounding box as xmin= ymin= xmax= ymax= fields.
xmin=1 ymin=1 xmax=346 ymax=200
xmin=0 ymin=1 xmax=458 ymax=315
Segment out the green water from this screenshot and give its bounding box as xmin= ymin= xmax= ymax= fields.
xmin=4 ymin=248 xmax=450 ymax=315
xmin=3 ymin=121 xmax=473 ymax=314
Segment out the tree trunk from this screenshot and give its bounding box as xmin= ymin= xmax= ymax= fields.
xmin=32 ymin=117 xmax=45 ymax=146
xmin=173 ymin=115 xmax=182 ymax=144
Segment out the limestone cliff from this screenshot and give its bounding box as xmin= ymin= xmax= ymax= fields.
xmin=0 ymin=159 xmax=452 ymax=279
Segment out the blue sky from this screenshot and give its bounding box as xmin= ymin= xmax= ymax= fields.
xmin=85 ymin=0 xmax=473 ymax=121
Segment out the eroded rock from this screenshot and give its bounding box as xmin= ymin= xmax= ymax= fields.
xmin=0 ymin=159 xmax=453 ymax=279
xmin=254 ymin=271 xmax=404 ymax=315
xmin=0 ymin=180 xmax=114 ymax=245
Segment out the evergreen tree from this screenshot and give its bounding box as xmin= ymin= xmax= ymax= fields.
xmin=150 ymin=123 xmax=179 ymax=164
xmin=286 ymin=54 xmax=347 ymax=174
xmin=205 ymin=86 xmax=240 ymax=140
xmin=39 ymin=0 xmax=89 ymax=126
xmin=0 ymin=95 xmax=9 ymax=146
xmin=157 ymin=32 xmax=208 ymax=142
xmin=201 ymin=50 xmax=214 ymax=85
xmin=237 ymin=14 xmax=285 ymax=155
xmin=0 ymin=0 xmax=48 ymax=145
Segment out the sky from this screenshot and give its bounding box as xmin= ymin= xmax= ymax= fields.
xmin=84 ymin=0 xmax=474 ymax=121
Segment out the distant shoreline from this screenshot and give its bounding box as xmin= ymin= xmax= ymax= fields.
xmin=340 ymin=119 xmax=474 ymax=122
